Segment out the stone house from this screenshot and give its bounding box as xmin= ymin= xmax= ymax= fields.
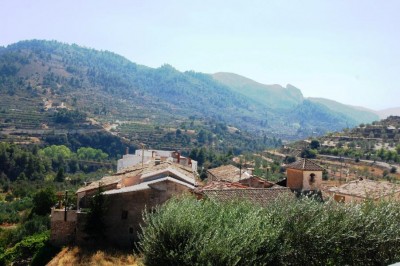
xmin=193 ymin=180 xmax=292 ymax=206
xmin=117 ymin=149 xmax=197 ymax=173
xmin=328 ymin=178 xmax=400 ymax=202
xmin=238 ymin=176 xmax=276 ymax=188
xmin=51 ymin=160 xmax=197 ymax=248
xmin=285 ymin=158 xmax=324 ymax=192
xmin=206 ymin=164 xmax=251 ymax=182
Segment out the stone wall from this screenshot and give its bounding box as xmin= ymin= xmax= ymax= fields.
xmin=287 ymin=169 xmax=303 ymax=190
xmin=302 ymin=170 xmax=322 ymax=191
xmin=102 ymin=180 xmax=190 ymax=248
xmin=51 ymin=180 xmax=191 ymax=248
xmin=50 ymin=209 xmax=77 ymax=246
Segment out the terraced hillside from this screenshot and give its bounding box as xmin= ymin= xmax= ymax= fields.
xmin=0 ymin=40 xmax=379 ymax=149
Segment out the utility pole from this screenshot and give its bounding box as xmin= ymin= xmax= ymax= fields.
xmin=141 ymin=143 xmax=145 ymax=168
xmin=64 ymin=190 xmax=68 ymax=221
xmin=339 ymin=154 xmax=343 ymax=183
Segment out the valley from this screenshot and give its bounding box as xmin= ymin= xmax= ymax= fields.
xmin=0 ymin=40 xmax=387 ymax=152
xmin=0 ymin=40 xmax=400 ymax=265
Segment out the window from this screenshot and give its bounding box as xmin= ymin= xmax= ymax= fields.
xmin=309 ymin=173 xmax=315 ymax=183
xmin=121 ymin=210 xmax=128 ymax=220
xmin=129 ymin=227 xmax=134 ymax=234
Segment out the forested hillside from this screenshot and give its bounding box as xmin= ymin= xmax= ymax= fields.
xmin=213 ymin=72 xmax=379 ymax=125
xmin=0 ymin=40 xmax=376 ymax=146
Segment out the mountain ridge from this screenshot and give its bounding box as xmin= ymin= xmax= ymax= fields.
xmin=376 ymin=107 xmax=400 ymax=119
xmin=0 ymin=40 xmax=382 ymax=143
xmin=212 ymin=72 xmax=304 ymax=110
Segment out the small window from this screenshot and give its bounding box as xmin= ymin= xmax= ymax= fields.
xmin=121 ymin=210 xmax=128 ymax=220
xmin=129 ymin=227 xmax=134 ymax=234
xmin=309 ymin=173 xmax=316 ymax=183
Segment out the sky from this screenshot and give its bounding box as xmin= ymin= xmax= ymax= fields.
xmin=1 ymin=0 xmax=399 ymax=110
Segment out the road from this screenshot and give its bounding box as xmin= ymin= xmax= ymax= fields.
xmin=317 ymin=154 xmax=400 ymax=172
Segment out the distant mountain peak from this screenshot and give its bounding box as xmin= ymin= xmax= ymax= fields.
xmin=212 ymin=72 xmax=303 ymax=109
xmin=0 ymin=39 xmax=382 ymax=141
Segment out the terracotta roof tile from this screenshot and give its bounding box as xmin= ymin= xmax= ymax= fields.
xmin=77 ymin=161 xmax=196 ymax=194
xmin=103 ymin=177 xmax=195 ymax=195
xmin=201 ymin=181 xmax=249 ymax=190
xmin=207 ymin=165 xmax=250 ymax=182
xmin=285 ymin=158 xmax=324 ymax=171
xmin=76 ymin=175 xmax=121 ymax=193
xmin=328 ymin=179 xmax=400 ymax=199
xmin=203 ymin=187 xmax=293 ymax=207
xmin=238 ymin=176 xmax=276 ymax=188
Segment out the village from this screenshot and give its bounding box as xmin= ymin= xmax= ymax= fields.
xmin=50 ymin=147 xmax=400 ymax=249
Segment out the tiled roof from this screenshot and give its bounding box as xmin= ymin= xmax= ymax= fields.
xmin=207 ymin=164 xmax=250 ymax=182
xmin=76 ymin=175 xmax=121 ymax=193
xmin=328 ymin=179 xmax=400 ymax=199
xmin=103 ymin=177 xmax=195 ymax=195
xmin=140 ymin=167 xmax=195 ymax=185
xmin=120 ymin=160 xmax=194 ymax=177
xmin=203 ymin=187 xmax=293 ymax=207
xmin=201 ymin=181 xmax=249 ymax=190
xmin=76 ymin=161 xmax=196 ymax=193
xmin=238 ymin=176 xmax=276 ymax=188
xmin=285 ymin=158 xmax=324 ymax=171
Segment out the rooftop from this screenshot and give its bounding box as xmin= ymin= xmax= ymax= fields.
xmin=200 ymin=181 xmax=249 ymax=191
xmin=285 ymin=158 xmax=324 ymax=171
xmin=328 ymin=179 xmax=400 ymax=199
xmin=77 ymin=161 xmax=196 ymax=194
xmin=238 ymin=176 xmax=277 ymax=188
xmin=207 ymin=164 xmax=250 ymax=182
xmin=203 ymin=187 xmax=292 ymax=207
xmin=103 ymin=177 xmax=195 ymax=195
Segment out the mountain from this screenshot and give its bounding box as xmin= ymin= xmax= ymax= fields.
xmin=376 ymin=107 xmax=400 ymax=119
xmin=308 ymin=98 xmax=379 ymax=125
xmin=212 ymin=72 xmax=303 ymax=109
xmin=0 ymin=40 xmax=379 ymax=145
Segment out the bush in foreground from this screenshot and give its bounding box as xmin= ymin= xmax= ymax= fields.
xmin=138 ymin=195 xmax=400 ymax=265
xmin=0 ymin=231 xmax=58 ymax=266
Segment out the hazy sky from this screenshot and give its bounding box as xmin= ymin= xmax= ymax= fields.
xmin=1 ymin=0 xmax=399 ymax=110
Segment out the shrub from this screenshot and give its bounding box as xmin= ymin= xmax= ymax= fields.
xmin=390 ymin=166 xmax=397 ymax=174
xmin=31 ymin=187 xmax=56 ymax=216
xmin=139 ymin=197 xmax=281 ymax=266
xmin=0 ymin=231 xmax=50 ymax=265
xmin=5 ymin=215 xmax=50 ymax=248
xmin=139 ymin=195 xmax=400 ymax=265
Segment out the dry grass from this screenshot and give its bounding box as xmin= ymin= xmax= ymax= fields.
xmin=47 ymin=246 xmax=142 ymax=266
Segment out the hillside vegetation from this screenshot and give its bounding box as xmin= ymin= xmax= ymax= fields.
xmin=303 ymin=116 xmax=400 ymax=163
xmin=213 ymin=72 xmax=379 ymax=125
xmin=139 ymin=196 xmax=400 ymax=265
xmin=308 ymin=97 xmax=379 ymax=125
xmin=0 ymin=40 xmax=379 ymax=146
xmin=212 ymin=72 xmax=304 ymax=109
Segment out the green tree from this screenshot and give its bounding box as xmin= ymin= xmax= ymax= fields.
xmin=390 ymin=167 xmax=397 ymax=174
xmin=55 ymin=168 xmax=65 ymax=182
xmin=31 ymin=187 xmax=56 ymax=216
xmin=77 ymin=147 xmax=108 ymax=160
xmin=197 ymin=148 xmax=206 ymax=166
xmin=39 ymin=145 xmax=72 ymax=160
xmin=197 ymin=129 xmax=207 ymax=144
xmin=310 ymin=139 xmax=320 ymax=150
xmin=284 ymin=156 xmax=296 ymax=164
xmin=301 ymin=148 xmax=317 ymax=159
xmin=85 ymin=185 xmax=108 ymax=239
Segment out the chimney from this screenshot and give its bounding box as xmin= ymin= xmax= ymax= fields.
xmin=177 ymin=152 xmax=180 ymax=163
xmin=126 ymin=147 xmax=129 ymax=155
xmin=155 ymin=156 xmax=161 ymax=165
